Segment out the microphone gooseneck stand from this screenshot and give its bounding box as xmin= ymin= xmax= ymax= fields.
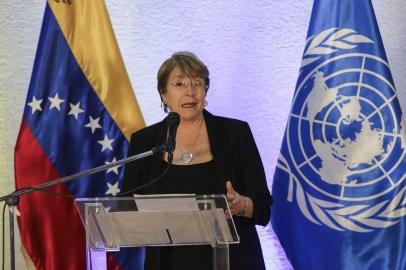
xmin=0 ymin=111 xmax=181 ymax=270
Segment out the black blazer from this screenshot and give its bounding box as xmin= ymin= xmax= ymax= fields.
xmin=122 ymin=110 xmax=272 ymax=269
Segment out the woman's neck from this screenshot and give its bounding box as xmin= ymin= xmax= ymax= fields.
xmin=178 ymin=115 xmax=205 ymax=131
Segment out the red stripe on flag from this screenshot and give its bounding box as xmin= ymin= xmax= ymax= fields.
xmin=15 ymin=120 xmax=123 ymax=269
xmin=108 ymin=253 xmax=122 ymax=270
xmin=14 ymin=120 xmax=86 ymax=269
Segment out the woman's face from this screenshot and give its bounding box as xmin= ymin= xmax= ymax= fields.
xmin=161 ymin=66 xmax=206 ymax=122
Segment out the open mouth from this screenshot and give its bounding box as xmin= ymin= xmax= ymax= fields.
xmin=181 ymin=102 xmax=197 ymax=108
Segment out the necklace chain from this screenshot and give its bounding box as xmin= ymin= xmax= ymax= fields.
xmin=177 ymin=120 xmax=204 ymax=164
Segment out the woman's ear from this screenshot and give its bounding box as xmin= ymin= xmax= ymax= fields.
xmin=160 ymin=93 xmax=167 ymax=105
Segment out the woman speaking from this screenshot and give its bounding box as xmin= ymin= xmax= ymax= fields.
xmin=122 ymin=51 xmax=272 ymax=270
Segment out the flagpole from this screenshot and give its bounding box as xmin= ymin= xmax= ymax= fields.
xmin=9 ymin=208 xmax=15 ymax=270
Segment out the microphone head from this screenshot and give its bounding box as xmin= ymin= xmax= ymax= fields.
xmin=167 ymin=112 xmax=180 ymax=127
xmin=166 ymin=112 xmax=180 ymax=163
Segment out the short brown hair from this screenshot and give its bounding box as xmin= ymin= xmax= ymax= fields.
xmin=157 ymin=51 xmax=210 ymax=95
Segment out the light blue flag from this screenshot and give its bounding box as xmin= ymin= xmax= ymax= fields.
xmin=272 ymin=0 xmax=406 ymax=269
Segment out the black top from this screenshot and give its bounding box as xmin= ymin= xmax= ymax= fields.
xmin=145 ymin=160 xmax=216 ymax=270
xmin=122 ymin=110 xmax=273 ymax=270
xmin=157 ymin=159 xmax=216 ymax=194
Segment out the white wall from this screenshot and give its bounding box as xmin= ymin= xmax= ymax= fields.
xmin=0 ymin=1 xmax=405 ymax=269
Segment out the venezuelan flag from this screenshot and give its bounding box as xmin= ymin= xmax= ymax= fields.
xmin=14 ymin=0 xmax=144 ymax=269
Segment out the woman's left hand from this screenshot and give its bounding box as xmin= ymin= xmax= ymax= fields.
xmin=226 ymin=181 xmax=253 ymax=217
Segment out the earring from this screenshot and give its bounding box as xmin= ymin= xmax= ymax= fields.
xmin=161 ymin=102 xmax=169 ymax=113
xmin=204 ymin=100 xmax=208 ymax=107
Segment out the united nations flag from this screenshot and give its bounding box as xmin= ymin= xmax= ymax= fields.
xmin=272 ymin=0 xmax=406 ymax=269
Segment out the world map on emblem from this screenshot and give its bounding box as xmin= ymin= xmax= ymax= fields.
xmin=288 ymin=53 xmax=406 ymax=201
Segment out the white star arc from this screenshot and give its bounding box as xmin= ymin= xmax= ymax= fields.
xmin=98 ymin=135 xmax=114 ymax=152
xmin=105 ymin=181 xmax=120 ymax=196
xmin=48 ymin=93 xmax=65 ymax=111
xmin=68 ymin=102 xmax=85 ymax=120
xmin=85 ymin=116 xmax=102 ymax=133
xmin=27 ymin=96 xmax=43 ymax=114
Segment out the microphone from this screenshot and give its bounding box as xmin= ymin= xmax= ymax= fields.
xmin=166 ymin=112 xmax=180 ymax=164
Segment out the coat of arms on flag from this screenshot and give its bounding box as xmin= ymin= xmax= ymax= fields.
xmin=272 ymin=0 xmax=406 ymax=269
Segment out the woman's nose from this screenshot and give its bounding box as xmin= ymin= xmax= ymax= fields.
xmin=186 ymin=86 xmax=195 ymax=96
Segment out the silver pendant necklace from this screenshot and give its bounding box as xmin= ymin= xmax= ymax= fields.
xmin=178 ymin=120 xmax=204 ymax=164
xmin=181 ymin=152 xmax=194 ymax=164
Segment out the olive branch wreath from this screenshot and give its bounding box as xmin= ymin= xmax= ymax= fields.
xmin=277 ymin=149 xmax=406 ymax=232
xmin=301 ymin=28 xmax=373 ymax=68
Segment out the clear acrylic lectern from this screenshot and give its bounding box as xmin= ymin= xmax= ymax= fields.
xmin=75 ymin=195 xmax=239 ymax=270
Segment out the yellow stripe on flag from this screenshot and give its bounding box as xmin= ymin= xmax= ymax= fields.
xmin=48 ymin=0 xmax=145 ymax=140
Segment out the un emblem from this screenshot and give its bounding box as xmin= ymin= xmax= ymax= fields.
xmin=278 ymin=28 xmax=406 ymax=232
